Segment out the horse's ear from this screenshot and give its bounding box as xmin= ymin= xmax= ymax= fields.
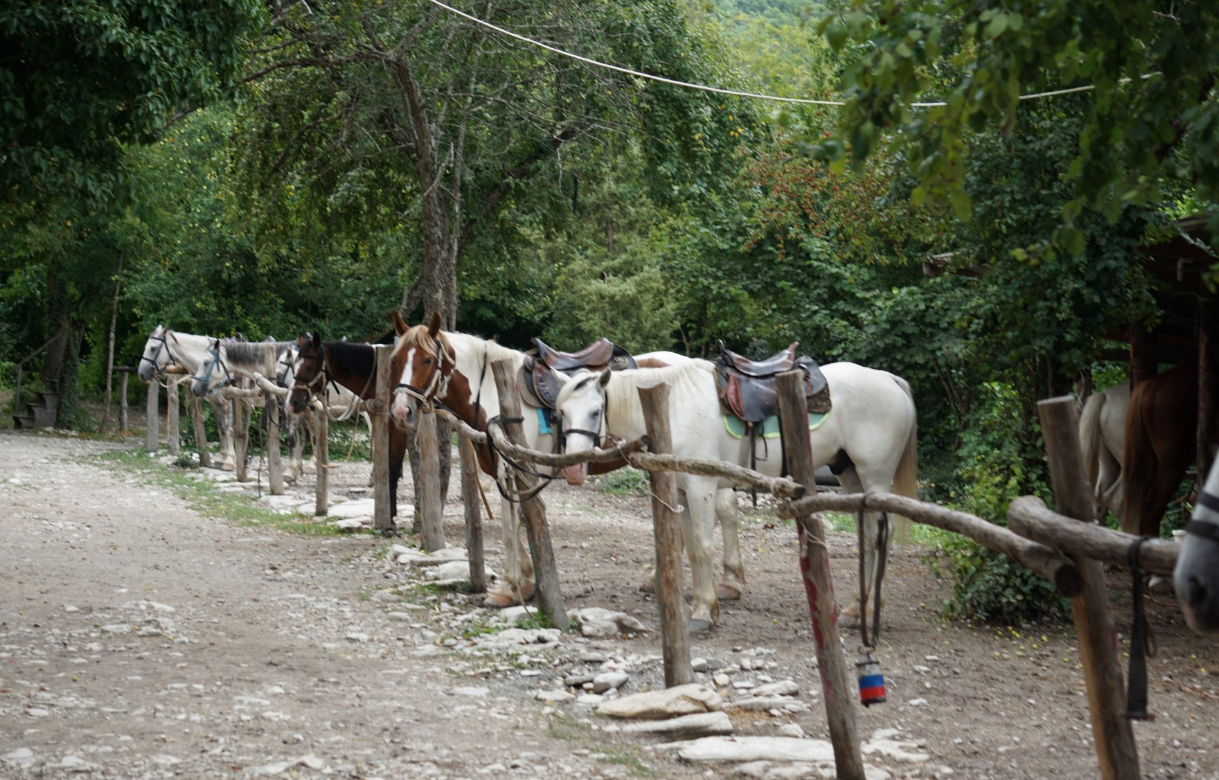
xmin=598 ymin=368 xmax=612 ymax=389
xmin=212 ymin=338 xmax=221 ymax=350
xmin=312 ymin=332 xmax=322 ymax=350
xmin=392 ymin=310 xmax=409 ymax=336
xmin=427 ymin=311 xmax=443 ymax=338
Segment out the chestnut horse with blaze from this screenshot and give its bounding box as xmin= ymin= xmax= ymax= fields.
xmin=1121 ymin=363 xmax=1207 ymax=538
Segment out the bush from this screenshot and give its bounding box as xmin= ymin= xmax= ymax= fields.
xmin=597 ymin=466 xmax=649 ymax=495
xmin=925 ymin=382 xmax=1068 ymax=624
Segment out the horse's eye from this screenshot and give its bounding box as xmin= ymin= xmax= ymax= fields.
xmin=423 ymin=357 xmax=433 ymax=366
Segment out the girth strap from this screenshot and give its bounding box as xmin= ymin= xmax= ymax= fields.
xmin=1125 ymin=536 xmax=1156 ymax=720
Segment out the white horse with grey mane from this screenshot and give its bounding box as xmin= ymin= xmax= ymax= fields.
xmin=1175 ymin=460 xmax=1219 ymax=636
xmin=554 ymin=360 xmax=917 ymax=632
xmin=136 ymin=326 xmax=237 ymax=470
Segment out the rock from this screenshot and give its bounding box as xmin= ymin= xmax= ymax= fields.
xmin=778 ymin=723 xmax=805 ymax=738
xmin=534 ymin=689 xmax=576 ymax=704
xmin=862 ymin=730 xmax=931 ymax=763
xmin=477 ymin=627 xmax=562 ymax=647
xmin=328 ymin=497 xmax=377 ymax=518
xmin=564 ymin=673 xmax=596 ymax=687
xmin=713 ymin=673 xmax=731 ymax=687
xmin=396 ymin=547 xmax=469 ymax=566
xmin=101 ymin=623 xmax=132 ymax=634
xmin=331 ymin=518 xmax=365 ymax=531
xmin=579 ymin=652 xmax=609 ymax=664
xmin=592 ymin=672 xmax=629 ymax=694
xmin=3 ymin=748 xmax=35 ymax=768
xmin=751 ymin=680 xmax=799 ymax=697
xmin=452 ymin=686 xmax=490 ymax=698
xmin=667 ymin=736 xmax=836 ymax=763
xmin=906 ymin=697 xmax=928 ymax=707
xmin=596 ymin=683 xmax=722 ymax=719
xmin=575 ymin=693 xmax=605 ymax=707
xmin=427 ymin=560 xmax=497 ymax=583
xmin=692 ymin=657 xmax=709 ymax=672
xmin=345 ymin=633 xmax=370 ymax=643
xmin=729 ymin=697 xmax=801 ymax=713
xmin=573 ymin=607 xmax=649 ymax=638
xmin=913 ymin=664 xmax=930 ymax=673
xmin=621 ymin=711 xmax=734 ymax=739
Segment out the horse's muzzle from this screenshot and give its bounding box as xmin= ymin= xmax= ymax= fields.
xmin=563 ymin=463 xmax=588 ymax=486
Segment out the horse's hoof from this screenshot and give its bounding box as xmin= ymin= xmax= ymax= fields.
xmin=638 ymin=578 xmax=656 ymax=594
xmin=1148 ymin=575 xmax=1174 ymax=595
xmin=519 ymin=582 xmax=536 ymax=602
xmin=483 ymin=587 xmax=517 ymax=608
xmin=689 ymin=618 xmax=714 ymax=634
xmin=840 ymin=600 xmax=861 ymax=619
xmin=717 ymin=583 xmax=742 ymax=601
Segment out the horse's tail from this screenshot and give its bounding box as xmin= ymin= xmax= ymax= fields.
xmin=1078 ymin=391 xmax=1106 ymax=520
xmin=888 ymin=374 xmax=919 ymax=545
xmin=1120 ymin=383 xmax=1156 ymax=535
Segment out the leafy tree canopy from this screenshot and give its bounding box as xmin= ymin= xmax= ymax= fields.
xmin=0 ymin=0 xmax=262 ymax=203
xmin=815 ymin=0 xmax=1219 ymax=248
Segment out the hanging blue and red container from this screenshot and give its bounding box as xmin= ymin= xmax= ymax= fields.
xmin=857 ymin=651 xmax=887 ymax=706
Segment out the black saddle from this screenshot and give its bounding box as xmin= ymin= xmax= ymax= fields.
xmin=520 ymin=337 xmax=638 ymax=411
xmin=715 ymin=341 xmax=830 ymax=424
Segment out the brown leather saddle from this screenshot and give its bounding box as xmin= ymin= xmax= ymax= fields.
xmin=519 ymin=337 xmax=638 ymax=411
xmin=715 ymin=341 xmax=831 ymax=424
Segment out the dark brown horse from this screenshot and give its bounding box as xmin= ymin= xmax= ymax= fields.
xmin=1120 ymin=362 xmax=1199 ymax=537
xmin=288 ymin=332 xmax=411 ymax=521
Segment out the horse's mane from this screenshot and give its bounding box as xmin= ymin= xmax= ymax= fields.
xmin=444 ymin=331 xmax=522 ymax=366
xmin=224 ymin=340 xmax=294 ymax=369
xmin=324 ymin=341 xmax=376 ymax=379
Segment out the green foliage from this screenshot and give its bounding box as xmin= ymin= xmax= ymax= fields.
xmin=816 ymin=0 xmax=1219 ymax=242
xmin=597 ymin=467 xmax=650 ymax=496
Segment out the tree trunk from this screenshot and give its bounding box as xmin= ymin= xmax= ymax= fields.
xmin=41 ymin=261 xmax=70 ymax=388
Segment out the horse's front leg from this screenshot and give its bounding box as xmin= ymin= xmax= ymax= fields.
xmin=485 ymin=472 xmax=536 ymax=608
xmin=680 ymin=476 xmax=720 ymax=633
xmin=716 ymin=488 xmax=745 ymax=600
xmin=388 ymin=427 xmax=407 ymax=523
xmin=208 ymin=397 xmax=237 ymax=470
xmin=364 ymin=412 xmax=375 ymax=488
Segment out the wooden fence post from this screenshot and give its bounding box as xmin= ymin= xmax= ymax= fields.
xmin=166 ymin=377 xmax=181 ymax=456
xmin=314 ymin=403 xmax=329 ymax=516
xmin=637 ymin=381 xmax=694 ymax=687
xmin=146 ymin=378 xmax=159 ymax=453
xmin=372 ymin=344 xmax=394 ymax=533
xmin=1038 ymin=397 xmax=1139 ymax=780
xmin=460 ymin=438 xmax=487 ymax=592
xmin=264 ymin=345 xmax=284 ymax=495
xmin=416 ymin=407 xmax=447 ymax=549
xmin=233 ymin=398 xmax=249 ymax=482
xmin=191 ymin=397 xmax=211 ymax=467
xmin=490 ymin=359 xmax=567 ymax=629
xmin=777 ymin=371 xmax=865 ymax=780
xmin=119 ymin=372 xmax=129 ymax=432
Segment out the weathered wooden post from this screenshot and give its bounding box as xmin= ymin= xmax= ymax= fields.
xmin=119 ymin=371 xmax=129 ymax=432
xmin=1038 ymin=397 xmax=1139 ymax=780
xmin=777 ymin=371 xmax=865 ymax=780
xmin=372 ymin=344 xmax=394 ymax=533
xmin=232 ymin=398 xmax=249 ymax=482
xmin=190 ymin=397 xmax=211 ymax=467
xmin=166 ymin=377 xmax=181 ymax=456
xmin=416 ymin=407 xmax=446 ymax=550
xmin=637 ymin=381 xmax=694 ymax=687
xmin=264 ymin=345 xmax=284 ymax=495
xmin=314 ymin=402 xmax=329 ymax=517
xmin=491 ymin=359 xmax=568 ymax=629
xmin=459 ymin=438 xmax=487 ymax=592
xmin=146 ymin=378 xmax=159 ymax=453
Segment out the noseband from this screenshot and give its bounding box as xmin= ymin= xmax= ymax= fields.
xmin=292 ymin=349 xmax=329 ymax=397
xmin=1187 ymin=489 xmax=1219 ymax=544
xmin=140 ymin=332 xmax=179 ymax=373
xmin=559 ymin=387 xmax=607 ymax=452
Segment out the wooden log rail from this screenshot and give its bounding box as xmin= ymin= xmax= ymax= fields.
xmin=1008 ymin=496 xmax=1180 ymax=576
xmin=779 ymin=491 xmax=1084 ymax=598
xmin=432 ymin=408 xmax=805 ymax=499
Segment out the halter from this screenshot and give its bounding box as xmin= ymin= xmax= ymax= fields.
xmin=394 ymin=336 xmax=457 ymax=407
xmin=140 ymin=331 xmax=180 ymax=374
xmin=558 ymin=381 xmax=609 ymax=452
xmin=193 ymin=345 xmax=236 ymax=392
xmin=1187 ymin=489 xmax=1219 ymax=543
xmin=292 ymin=344 xmax=330 ymax=395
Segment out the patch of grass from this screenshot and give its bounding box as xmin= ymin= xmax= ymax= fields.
xmin=546 ymin=712 xmax=592 ymax=741
xmin=596 ymin=466 xmax=649 ymax=495
xmin=599 ymin=747 xmax=654 ymax=778
xmin=825 ymin=511 xmax=856 ymax=534
xmin=409 ymin=581 xmax=476 ymax=597
xmin=93 ymin=447 xmax=346 ymax=537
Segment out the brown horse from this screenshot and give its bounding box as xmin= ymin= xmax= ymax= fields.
xmin=1120 ymin=363 xmax=1199 ymax=537
xmin=288 ymin=332 xmax=411 ymax=522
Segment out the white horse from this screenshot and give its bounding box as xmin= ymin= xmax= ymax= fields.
xmin=555 ymin=360 xmax=918 ymax=631
xmin=193 ymin=339 xmax=375 ymax=484
xmin=1079 ymin=381 xmax=1130 ymax=521
xmin=136 ymin=326 xmax=236 ymax=469
xmin=1175 ymin=459 xmax=1219 ymax=636
xmin=386 ymin=316 xmax=744 ymax=610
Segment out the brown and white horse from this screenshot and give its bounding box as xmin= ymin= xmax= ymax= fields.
xmin=386 ymin=312 xmax=746 ymax=610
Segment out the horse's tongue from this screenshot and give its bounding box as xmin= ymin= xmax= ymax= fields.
xmin=562 ymin=463 xmax=587 ymax=486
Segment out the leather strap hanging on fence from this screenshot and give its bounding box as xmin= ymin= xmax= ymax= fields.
xmin=1125 ymin=535 xmax=1156 ymax=720
xmin=857 ymin=505 xmax=890 ymax=651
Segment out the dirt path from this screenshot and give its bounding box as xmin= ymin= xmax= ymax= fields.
xmin=2 ymin=430 xmax=1217 ymax=779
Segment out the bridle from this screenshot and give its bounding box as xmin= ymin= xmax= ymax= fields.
xmin=394 ymin=335 xmax=457 ymax=408
xmin=292 ymin=345 xmax=330 ymax=397
xmin=1188 ymin=489 xmax=1219 ymax=544
xmin=193 ymin=345 xmax=236 ymax=392
xmin=558 ymin=383 xmax=608 ymax=452
xmin=140 ymin=330 xmax=180 ymax=374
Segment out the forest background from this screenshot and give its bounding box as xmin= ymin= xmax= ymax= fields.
xmin=3 ymin=0 xmax=1216 ymax=620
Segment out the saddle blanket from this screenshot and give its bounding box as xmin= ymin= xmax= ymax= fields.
xmin=537 ymin=407 xmax=552 ymax=435
xmin=722 ymin=411 xmax=828 ymax=440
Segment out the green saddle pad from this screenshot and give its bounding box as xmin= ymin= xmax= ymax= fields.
xmin=723 ymin=411 xmax=829 ymax=440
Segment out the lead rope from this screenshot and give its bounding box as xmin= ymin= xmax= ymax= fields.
xmin=1125 ymin=536 xmax=1156 ymax=720
xmin=857 ymin=505 xmax=889 ymax=706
